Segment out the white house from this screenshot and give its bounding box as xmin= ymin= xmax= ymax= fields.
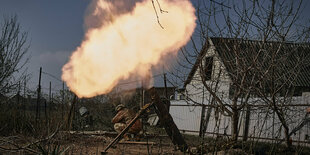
xmin=170 ymin=37 xmax=310 ymax=143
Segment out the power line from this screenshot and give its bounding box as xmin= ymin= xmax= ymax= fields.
xmin=116 ymin=73 xmax=163 ymax=86
xmin=41 ymin=69 xmax=165 ymax=88
xmin=41 ymin=71 xmax=62 ymax=82
xmin=210 ymin=0 xmax=231 ymax=9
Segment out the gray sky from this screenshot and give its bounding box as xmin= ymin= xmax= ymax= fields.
xmin=0 ymin=0 xmax=88 ymax=94
xmin=1 ymin=0 xmax=310 ymax=95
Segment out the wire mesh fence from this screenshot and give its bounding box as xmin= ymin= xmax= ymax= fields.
xmin=170 ymin=98 xmax=310 ymax=145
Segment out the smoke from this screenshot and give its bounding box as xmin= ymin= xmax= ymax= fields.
xmin=84 ymin=0 xmax=144 ymax=30
xmin=62 ymin=0 xmax=196 ymax=98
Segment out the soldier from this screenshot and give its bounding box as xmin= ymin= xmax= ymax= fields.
xmin=79 ymin=106 xmax=93 ymax=129
xmin=112 ymin=104 xmax=142 ymax=140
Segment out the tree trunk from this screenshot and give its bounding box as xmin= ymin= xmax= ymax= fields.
xmin=199 ymin=105 xmax=206 ymax=137
xmin=272 ymin=99 xmax=292 ymax=148
xmin=284 ymin=124 xmax=292 ymax=148
xmin=231 ymin=104 xmax=239 ymax=142
xmin=242 ymin=105 xmax=251 ymax=141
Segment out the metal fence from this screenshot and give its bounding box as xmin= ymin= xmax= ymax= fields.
xmin=169 ymin=99 xmax=310 ymax=144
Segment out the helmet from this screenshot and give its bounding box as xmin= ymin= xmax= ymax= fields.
xmin=115 ymin=104 xmax=125 ymax=111
xmin=79 ymin=107 xmax=89 ymax=117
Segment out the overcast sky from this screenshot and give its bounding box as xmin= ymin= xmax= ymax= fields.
xmin=0 ymin=0 xmax=89 ymax=94
xmin=1 ymin=0 xmax=310 ymax=95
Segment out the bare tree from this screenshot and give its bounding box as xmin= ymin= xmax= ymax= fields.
xmin=0 ymin=15 xmax=29 ymax=94
xmin=169 ymin=0 xmax=310 ymax=145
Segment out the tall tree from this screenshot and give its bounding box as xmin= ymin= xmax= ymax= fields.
xmin=0 ymin=15 xmax=29 ymax=94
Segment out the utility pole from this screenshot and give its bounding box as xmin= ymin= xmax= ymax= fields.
xmin=163 ymin=72 xmax=170 ymax=112
xmin=36 ymin=67 xmax=42 ymax=123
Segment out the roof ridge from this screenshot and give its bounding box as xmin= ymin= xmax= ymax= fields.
xmin=209 ymin=37 xmax=310 ymax=46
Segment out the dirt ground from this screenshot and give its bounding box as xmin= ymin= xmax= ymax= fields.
xmin=67 ymin=143 xmax=183 ymax=155
xmin=2 ymin=133 xmax=310 ymax=155
xmin=4 ymin=130 xmax=310 ymax=154
xmin=0 ymin=132 xmax=188 ymax=155
xmin=0 ymin=127 xmax=193 ymax=155
xmin=0 ymin=134 xmax=184 ymax=155
xmin=63 ymin=134 xmax=185 ymax=155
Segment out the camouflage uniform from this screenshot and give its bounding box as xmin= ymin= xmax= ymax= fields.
xmin=112 ymin=108 xmax=142 ymax=134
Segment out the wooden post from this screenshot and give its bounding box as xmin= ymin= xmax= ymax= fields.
xmin=67 ymin=95 xmax=77 ymax=130
xmin=36 ymin=67 xmax=42 ymax=122
xmin=150 ymin=88 xmax=188 ymax=152
xmin=163 ymin=73 xmax=170 ymax=112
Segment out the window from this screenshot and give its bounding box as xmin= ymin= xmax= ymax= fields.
xmin=204 ymin=57 xmax=213 ymax=80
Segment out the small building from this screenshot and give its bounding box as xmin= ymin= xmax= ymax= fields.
xmin=170 ymin=37 xmax=310 ymax=142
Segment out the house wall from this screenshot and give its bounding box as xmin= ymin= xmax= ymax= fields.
xmin=181 ymin=39 xmax=310 ymax=142
xmin=169 ymin=100 xmax=202 ymax=135
xmin=185 ymin=44 xmax=231 ymax=104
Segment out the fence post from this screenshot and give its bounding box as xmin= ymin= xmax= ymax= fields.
xmin=36 ymin=67 xmax=42 ymax=123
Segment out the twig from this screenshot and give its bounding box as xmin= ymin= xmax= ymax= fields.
xmin=156 ymin=0 xmax=168 ymax=13
xmin=152 ymin=0 xmax=164 ymax=29
xmin=210 ymin=0 xmax=231 ymax=9
xmin=0 ymin=138 xmax=38 ymax=154
xmin=0 ymin=124 xmax=62 ymax=153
